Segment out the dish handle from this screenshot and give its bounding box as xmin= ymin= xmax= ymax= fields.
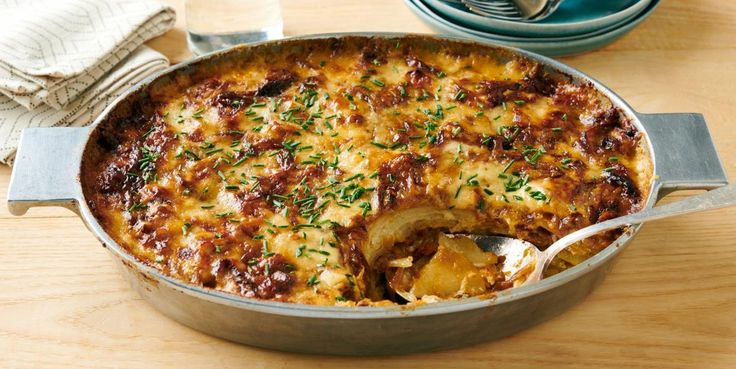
xmin=7 ymin=127 xmax=90 ymax=216
xmin=638 ymin=112 xmax=728 ymax=196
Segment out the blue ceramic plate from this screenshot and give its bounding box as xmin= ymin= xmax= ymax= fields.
xmin=423 ymin=0 xmax=652 ymax=37
xmin=405 ymin=0 xmax=661 ymax=56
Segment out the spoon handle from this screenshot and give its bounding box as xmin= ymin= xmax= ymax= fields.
xmin=541 ymin=183 xmax=736 ymax=267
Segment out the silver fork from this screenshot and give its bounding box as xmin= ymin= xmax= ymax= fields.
xmin=460 ymin=0 xmax=563 ymax=21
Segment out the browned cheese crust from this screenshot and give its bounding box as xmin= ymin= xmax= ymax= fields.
xmin=82 ymin=36 xmax=652 ymax=306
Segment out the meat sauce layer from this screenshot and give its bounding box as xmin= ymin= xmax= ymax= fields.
xmin=83 ymin=36 xmax=652 ymax=306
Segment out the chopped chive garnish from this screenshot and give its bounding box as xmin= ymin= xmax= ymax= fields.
xmin=502 ymin=159 xmax=516 ymax=173
xmin=308 ymin=248 xmax=330 ymax=256
xmin=466 ymin=173 xmax=479 ymax=186
xmin=306 ymin=273 xmax=320 ymax=286
xmin=232 ymin=157 xmax=248 ymax=167
xmin=205 ymin=148 xmax=223 ymax=156
xmin=128 ymin=202 xmax=147 ymax=212
xmin=504 ymin=173 xmax=529 ymax=192
xmin=344 ymin=173 xmax=364 ymax=182
xmin=296 ymin=245 xmax=306 ymax=257
xmin=142 ymin=127 xmax=156 ymax=139
xmin=183 ymin=150 xmax=200 ymax=161
xmin=358 ymin=201 xmax=372 ymax=217
xmin=522 ymin=146 xmax=545 ymax=165
xmin=529 ymin=190 xmax=548 ymax=201
xmin=192 ymin=107 xmax=205 ymax=119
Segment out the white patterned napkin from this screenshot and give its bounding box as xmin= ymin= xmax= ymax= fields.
xmin=0 ymin=0 xmax=176 ymax=164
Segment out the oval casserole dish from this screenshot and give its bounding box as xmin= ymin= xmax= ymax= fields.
xmin=7 ymin=34 xmax=728 ymax=355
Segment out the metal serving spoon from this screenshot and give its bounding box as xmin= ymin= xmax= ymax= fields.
xmin=460 ymin=183 xmax=736 ymax=288
xmin=460 ymin=0 xmax=563 ymax=21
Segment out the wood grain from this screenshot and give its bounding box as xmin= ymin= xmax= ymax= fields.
xmin=2 ymin=0 xmax=736 ymax=368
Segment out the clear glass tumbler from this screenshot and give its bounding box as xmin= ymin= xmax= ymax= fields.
xmin=186 ymin=0 xmax=283 ymax=55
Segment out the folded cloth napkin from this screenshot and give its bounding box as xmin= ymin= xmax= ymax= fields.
xmin=0 ymin=0 xmax=176 ymax=164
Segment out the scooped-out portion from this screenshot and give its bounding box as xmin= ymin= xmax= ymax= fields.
xmin=360 ymin=207 xmax=512 ymax=303
xmin=381 ymin=233 xmax=507 ymax=303
xmin=82 ymin=36 xmax=653 ymax=306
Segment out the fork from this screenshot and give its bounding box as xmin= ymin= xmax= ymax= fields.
xmin=460 ymin=0 xmax=563 ymax=21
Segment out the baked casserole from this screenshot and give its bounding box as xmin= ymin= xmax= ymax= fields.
xmin=82 ymin=36 xmax=652 ymax=306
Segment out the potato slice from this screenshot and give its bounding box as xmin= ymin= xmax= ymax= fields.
xmin=319 ymin=269 xmax=348 ymax=289
xmin=411 ymin=245 xmax=488 ymax=298
xmin=438 ymin=234 xmax=498 ymax=267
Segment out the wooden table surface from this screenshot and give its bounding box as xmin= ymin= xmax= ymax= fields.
xmin=2 ymin=0 xmax=735 ymax=368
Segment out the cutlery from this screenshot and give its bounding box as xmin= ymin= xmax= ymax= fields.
xmin=461 ymin=0 xmax=563 ymax=21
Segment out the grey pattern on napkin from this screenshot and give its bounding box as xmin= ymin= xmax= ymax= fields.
xmin=0 ymin=0 xmax=176 ymax=164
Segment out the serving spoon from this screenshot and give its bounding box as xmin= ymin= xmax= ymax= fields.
xmin=460 ymin=0 xmax=563 ymax=22
xmin=460 ymin=183 xmax=736 ymax=288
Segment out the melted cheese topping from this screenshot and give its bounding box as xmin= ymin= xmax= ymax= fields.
xmin=83 ymin=36 xmax=652 ymax=306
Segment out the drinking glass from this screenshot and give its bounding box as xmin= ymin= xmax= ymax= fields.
xmin=186 ymin=0 xmax=283 ymax=55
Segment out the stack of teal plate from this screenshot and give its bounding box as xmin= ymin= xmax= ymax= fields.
xmin=405 ymin=0 xmax=661 ymax=56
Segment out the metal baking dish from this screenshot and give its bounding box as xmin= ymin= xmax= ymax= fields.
xmin=7 ymin=33 xmax=729 ymax=355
